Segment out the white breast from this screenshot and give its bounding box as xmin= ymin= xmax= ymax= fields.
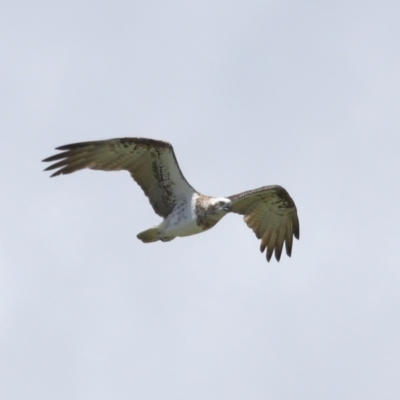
xmin=160 ymin=193 xmax=203 ymax=238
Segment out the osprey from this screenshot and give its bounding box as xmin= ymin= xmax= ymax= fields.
xmin=43 ymin=138 xmax=299 ymax=261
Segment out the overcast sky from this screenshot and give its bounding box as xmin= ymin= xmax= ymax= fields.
xmin=1 ymin=1 xmax=400 ymax=399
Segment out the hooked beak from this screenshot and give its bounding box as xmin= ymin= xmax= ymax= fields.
xmin=223 ymin=203 xmax=233 ymax=212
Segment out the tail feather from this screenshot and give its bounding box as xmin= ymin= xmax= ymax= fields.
xmin=137 ymin=228 xmax=159 ymax=243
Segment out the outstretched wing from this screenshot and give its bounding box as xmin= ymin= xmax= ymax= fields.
xmin=228 ymin=186 xmax=299 ymax=262
xmin=43 ymin=138 xmax=195 ymax=217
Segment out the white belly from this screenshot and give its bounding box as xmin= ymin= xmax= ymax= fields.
xmin=163 ymin=219 xmax=203 ymax=238
xmin=159 ymin=196 xmax=203 ymax=239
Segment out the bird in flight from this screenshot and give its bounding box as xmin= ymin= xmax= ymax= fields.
xmin=43 ymin=138 xmax=299 ymax=261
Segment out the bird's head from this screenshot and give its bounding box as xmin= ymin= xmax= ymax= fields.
xmin=195 ymin=196 xmax=233 ymax=230
xmin=209 ymin=197 xmax=233 ymax=214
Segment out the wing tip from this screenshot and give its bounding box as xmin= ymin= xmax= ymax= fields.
xmin=293 ymin=216 xmax=300 ymax=240
xmin=266 ymin=246 xmax=274 ymax=262
xmin=43 ymin=166 xmax=63 ymax=177
xmin=262 ymin=234 xmax=297 ymax=262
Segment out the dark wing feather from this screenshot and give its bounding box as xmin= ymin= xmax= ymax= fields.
xmin=43 ymin=138 xmax=195 ymax=217
xmin=228 ymin=185 xmax=299 ymax=262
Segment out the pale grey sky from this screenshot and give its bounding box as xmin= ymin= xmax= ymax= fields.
xmin=1 ymin=1 xmax=400 ymax=399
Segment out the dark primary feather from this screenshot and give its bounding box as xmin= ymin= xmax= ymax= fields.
xmin=228 ymin=185 xmax=299 ymax=262
xmin=42 ymin=138 xmax=195 ymax=217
